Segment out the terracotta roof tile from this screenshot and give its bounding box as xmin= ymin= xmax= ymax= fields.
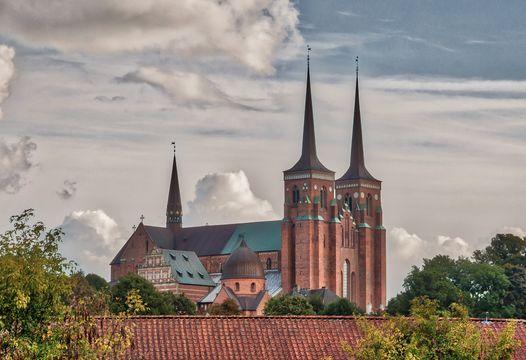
xmin=100 ymin=316 xmax=526 ymax=360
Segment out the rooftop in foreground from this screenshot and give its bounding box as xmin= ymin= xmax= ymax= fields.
xmin=101 ymin=315 xmax=526 ymax=360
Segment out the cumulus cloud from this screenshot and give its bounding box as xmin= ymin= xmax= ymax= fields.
xmin=186 ymin=170 xmax=277 ymax=226
xmin=118 ymin=67 xmax=258 ymax=109
xmin=0 ymin=45 xmax=15 ymax=119
xmin=0 ymin=0 xmax=301 ymax=74
xmin=94 ymin=95 xmax=125 ymax=103
xmin=56 ymin=180 xmax=77 ymax=199
xmin=389 ymin=227 xmax=424 ymax=260
xmin=497 ymin=226 xmax=526 ymax=238
xmin=60 ymin=210 xmax=125 ymax=278
xmin=0 ymin=136 xmax=37 ymax=194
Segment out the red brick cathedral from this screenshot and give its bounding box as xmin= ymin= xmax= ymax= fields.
xmin=111 ymin=61 xmax=386 ymax=313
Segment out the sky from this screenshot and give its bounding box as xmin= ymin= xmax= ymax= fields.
xmin=0 ymin=0 xmax=525 ymax=299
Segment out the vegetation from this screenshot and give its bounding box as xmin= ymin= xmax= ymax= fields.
xmin=344 ymin=297 xmax=519 ymax=360
xmin=388 ymin=233 xmax=526 ymax=318
xmin=323 ymin=298 xmax=364 ymax=316
xmin=0 ymin=209 xmax=133 ymax=359
xmin=263 ymin=294 xmax=315 ymax=315
xmin=208 ymin=298 xmax=241 ymax=315
xmin=110 ymin=273 xmax=195 ymax=315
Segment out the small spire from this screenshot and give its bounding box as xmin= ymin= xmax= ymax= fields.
xmin=140 ymin=214 xmax=145 ymax=223
xmin=355 ymin=56 xmax=359 ymax=76
xmin=166 ymin=142 xmax=183 ymax=229
xmin=307 ymin=44 xmax=312 ymax=66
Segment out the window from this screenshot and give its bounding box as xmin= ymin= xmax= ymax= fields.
xmin=266 ymin=258 xmax=272 ymax=270
xmin=343 ymin=260 xmax=350 ymax=299
xmin=235 ymin=282 xmax=240 ymax=291
xmin=351 ymin=272 xmax=356 ymax=303
xmin=366 ymin=194 xmax=373 ymax=217
xmin=292 ymin=185 xmax=300 ymax=204
xmin=344 ymin=193 xmax=352 ymax=211
xmin=251 ymin=282 xmax=256 ymax=292
xmin=320 ymin=186 xmax=327 ymax=209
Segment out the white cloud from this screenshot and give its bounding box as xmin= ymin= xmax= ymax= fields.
xmin=0 ymin=136 xmax=37 ymax=193
xmin=0 ymin=45 xmax=15 ymax=119
xmin=60 ymin=210 xmax=125 ymax=278
xmin=0 ymin=0 xmax=301 ymax=74
xmin=56 ymin=180 xmax=77 ymax=200
xmin=390 ymin=227 xmax=424 ymax=260
xmin=186 ymin=170 xmax=277 ymax=226
xmin=497 ymin=226 xmax=526 ymax=238
xmin=437 ymin=235 xmax=470 ymax=257
xmin=118 ymin=67 xmax=258 ymax=109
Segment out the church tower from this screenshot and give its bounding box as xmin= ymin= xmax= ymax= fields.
xmin=166 ymin=145 xmax=183 ymax=232
xmin=281 ymin=53 xmax=341 ymax=294
xmin=335 ymin=60 xmax=386 ymax=311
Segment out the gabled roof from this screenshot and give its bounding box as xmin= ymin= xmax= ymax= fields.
xmin=100 ymin=316 xmax=526 ymax=360
xmin=161 ymin=249 xmax=215 ymax=287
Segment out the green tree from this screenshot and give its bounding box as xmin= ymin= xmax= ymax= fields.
xmin=165 ymin=292 xmax=197 ymax=315
xmin=474 ymin=233 xmax=526 ymax=267
xmin=208 ymin=298 xmax=241 ymax=315
xmin=85 ymin=273 xmax=109 ymax=292
xmin=323 ymin=298 xmax=363 ymax=315
xmin=263 ymin=294 xmax=315 ymax=315
xmin=0 ymin=209 xmax=132 ymax=358
xmin=111 ymin=273 xmax=183 ymax=315
xmin=307 ymin=295 xmax=325 ymax=314
xmin=345 ymin=297 xmax=520 ymax=360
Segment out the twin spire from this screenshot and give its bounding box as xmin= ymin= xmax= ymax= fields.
xmin=287 ymin=52 xmax=376 ymax=181
xmin=166 ymin=142 xmax=182 ymax=228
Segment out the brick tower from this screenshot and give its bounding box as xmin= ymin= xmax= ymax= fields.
xmin=281 ymin=57 xmax=343 ymax=295
xmin=335 ymin=62 xmax=386 ymax=312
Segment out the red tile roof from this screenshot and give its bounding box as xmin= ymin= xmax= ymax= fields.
xmin=104 ymin=316 xmax=526 ymax=360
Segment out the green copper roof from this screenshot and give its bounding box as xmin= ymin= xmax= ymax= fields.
xmin=376 ymin=206 xmax=382 ymax=213
xmin=221 ymin=221 xmax=282 ymax=254
xmin=295 ymin=215 xmax=325 ymax=221
xmin=330 ymin=217 xmax=341 ymax=223
xmin=357 ymin=223 xmax=371 ymax=229
xmin=375 ymin=225 xmax=386 ymax=230
xmin=161 ymin=250 xmax=215 ymax=287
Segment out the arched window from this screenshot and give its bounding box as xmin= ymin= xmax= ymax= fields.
xmin=345 ymin=218 xmax=350 ymax=247
xmin=342 ymin=260 xmax=350 ymax=299
xmin=320 ymin=186 xmax=327 ymax=209
xmin=292 ymin=185 xmax=300 ymax=204
xmin=344 ymin=193 xmax=352 ymax=211
xmin=351 ymin=272 xmax=356 ymax=303
xmin=251 ymin=282 xmax=256 ymax=292
xmin=366 ymin=194 xmax=373 ymax=217
xmin=235 ymin=282 xmax=240 ymax=291
xmin=266 ymin=258 xmax=272 ymax=270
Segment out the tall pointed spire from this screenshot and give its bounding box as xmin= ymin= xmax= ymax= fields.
xmin=286 ymin=46 xmax=332 ymax=173
xmin=166 ymin=142 xmax=183 ymax=230
xmin=339 ymin=57 xmax=377 ymax=181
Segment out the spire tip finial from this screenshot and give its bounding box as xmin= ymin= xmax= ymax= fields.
xmin=171 ymin=141 xmax=176 ymax=155
xmin=355 ymin=56 xmax=359 ymax=76
xmin=307 ymin=45 xmax=312 ymax=66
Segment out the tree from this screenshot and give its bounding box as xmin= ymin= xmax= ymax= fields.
xmin=85 ymin=273 xmax=109 ymax=292
xmin=263 ymin=294 xmax=315 ymax=315
xmin=474 ymin=234 xmax=526 ymax=267
xmin=0 ymin=209 xmax=133 ymax=358
xmin=323 ymin=298 xmax=363 ymax=316
xmin=208 ymin=298 xmax=241 ymax=315
xmin=307 ymin=295 xmax=325 ymax=314
xmin=110 ymin=273 xmax=196 ymax=315
xmin=387 ymin=255 xmax=512 ymax=318
xmin=344 ymin=297 xmax=520 ymax=360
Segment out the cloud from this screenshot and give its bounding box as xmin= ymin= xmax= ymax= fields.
xmin=94 ymin=95 xmax=125 ymax=103
xmin=389 ymin=227 xmax=424 ymax=260
xmin=118 ymin=67 xmax=260 ymax=109
xmin=0 ymin=136 xmax=37 ymax=194
xmin=0 ymin=45 xmax=15 ymax=119
xmin=0 ymin=0 xmax=301 ymax=74
xmin=497 ymin=227 xmax=526 ymax=238
xmin=186 ymin=170 xmax=277 ymax=226
xmin=56 ymin=180 xmax=77 ymax=199
xmin=60 ymin=210 xmax=125 ymax=278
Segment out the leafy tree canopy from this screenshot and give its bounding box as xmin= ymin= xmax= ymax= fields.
xmin=474 ymin=233 xmax=526 ymax=267
xmin=323 ymin=298 xmax=363 ymax=316
xmin=208 ymin=298 xmax=241 ymax=315
xmin=85 ymin=272 xmax=109 ymax=291
xmin=263 ymin=294 xmax=315 ymax=315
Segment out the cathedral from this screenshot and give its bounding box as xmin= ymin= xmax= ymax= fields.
xmin=110 ymin=60 xmax=386 ymax=313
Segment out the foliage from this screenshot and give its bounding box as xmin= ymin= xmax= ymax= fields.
xmin=110 ymin=273 xmax=195 ymax=315
xmin=474 ymin=234 xmax=526 ymax=267
xmin=0 ymin=209 xmax=133 ymax=359
xmin=307 ymin=295 xmax=325 ymax=314
xmin=323 ymin=298 xmax=363 ymax=316
xmin=263 ymin=294 xmax=315 ymax=315
xmin=85 ymin=273 xmax=109 ymax=292
xmin=208 ymin=298 xmax=241 ymax=315
xmin=344 ymin=297 xmax=520 ymax=360
xmin=387 ymin=255 xmax=513 ymax=318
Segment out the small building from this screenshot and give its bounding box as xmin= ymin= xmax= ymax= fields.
xmin=137 ymin=248 xmax=215 ymax=301
xmin=199 ymin=239 xmax=270 ymax=315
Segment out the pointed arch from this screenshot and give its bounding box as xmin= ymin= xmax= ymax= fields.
xmin=320 ymin=186 xmax=327 ymax=209
xmin=342 ymin=260 xmax=350 ymax=299
xmin=351 ymin=272 xmax=357 ymax=303
xmin=366 ymin=193 xmax=373 ymax=216
xmin=292 ymin=185 xmax=300 ymax=204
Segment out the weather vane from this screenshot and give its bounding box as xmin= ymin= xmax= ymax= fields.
xmin=171 ymin=141 xmax=176 ymax=154
xmin=355 ymin=56 xmax=359 ymax=76
xmin=307 ymin=45 xmax=312 ymax=65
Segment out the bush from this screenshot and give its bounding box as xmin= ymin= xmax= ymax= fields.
xmin=263 ymin=294 xmax=315 ymax=315
xmin=323 ymin=298 xmax=363 ymax=315
xmin=208 ymin=298 xmax=241 ymax=315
